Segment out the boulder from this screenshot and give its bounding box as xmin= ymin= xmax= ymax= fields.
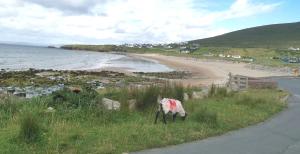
xmin=7 ymin=87 xmax=15 ymax=94
xmin=102 ymin=98 xmax=120 ymax=110
xmin=46 ymin=107 xmax=56 ymax=113
xmin=13 ymin=91 xmax=26 ymax=97
xmin=192 ymin=91 xmax=206 ymax=99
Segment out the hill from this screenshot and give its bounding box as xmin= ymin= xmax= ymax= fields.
xmin=189 ymin=22 xmax=300 ymax=48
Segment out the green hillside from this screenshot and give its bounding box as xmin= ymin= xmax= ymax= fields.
xmin=189 ymin=22 xmax=300 ymax=48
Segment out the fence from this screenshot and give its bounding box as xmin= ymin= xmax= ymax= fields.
xmin=228 ymin=73 xmax=277 ymax=90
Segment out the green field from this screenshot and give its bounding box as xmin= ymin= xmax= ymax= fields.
xmin=190 ymin=22 xmax=300 ymax=48
xmin=0 ymin=85 xmax=288 ymax=154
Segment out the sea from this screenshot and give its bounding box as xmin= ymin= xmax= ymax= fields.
xmin=0 ymin=44 xmax=172 ymax=72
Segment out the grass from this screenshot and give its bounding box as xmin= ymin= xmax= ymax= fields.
xmin=0 ymin=87 xmax=288 ymax=154
xmin=102 ymin=83 xmax=185 ymax=111
xmin=19 ymin=113 xmax=41 ymax=143
xmin=190 ymin=22 xmax=300 ymax=48
xmin=61 ymin=44 xmax=300 ymax=68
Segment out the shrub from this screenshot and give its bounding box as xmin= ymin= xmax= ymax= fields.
xmin=50 ymin=87 xmax=102 ymax=109
xmin=19 ymin=113 xmax=41 ymax=143
xmin=193 ymin=107 xmax=218 ymax=127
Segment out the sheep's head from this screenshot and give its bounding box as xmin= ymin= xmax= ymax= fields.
xmin=181 ymin=112 xmax=188 ymax=121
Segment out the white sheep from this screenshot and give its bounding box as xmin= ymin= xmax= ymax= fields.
xmin=155 ymin=98 xmax=187 ymax=124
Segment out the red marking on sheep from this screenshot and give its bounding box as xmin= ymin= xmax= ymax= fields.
xmin=168 ymin=99 xmax=177 ymax=111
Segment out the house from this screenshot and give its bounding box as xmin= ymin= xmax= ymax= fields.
xmin=203 ymin=53 xmax=214 ymax=57
xmin=288 ymin=57 xmax=300 ymax=63
xmin=281 ymin=57 xmax=300 ymax=63
xmin=219 ymin=54 xmax=225 ymax=58
xmin=180 ymin=50 xmax=190 ymax=54
xmin=179 ymin=46 xmax=190 ymax=54
xmin=242 ymin=58 xmax=254 ymax=62
xmin=288 ymin=47 xmax=300 ymax=51
xmin=232 ymin=55 xmax=241 ymax=59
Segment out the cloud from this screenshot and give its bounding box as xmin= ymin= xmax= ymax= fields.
xmin=24 ymin=0 xmax=108 ymax=14
xmin=0 ymin=0 xmax=281 ymax=44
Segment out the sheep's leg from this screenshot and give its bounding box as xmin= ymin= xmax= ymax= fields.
xmin=162 ymin=113 xmax=167 ymax=124
xmin=154 ymin=110 xmax=160 ymax=124
xmin=173 ymin=113 xmax=177 ymax=122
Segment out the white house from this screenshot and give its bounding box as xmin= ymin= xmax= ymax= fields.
xmin=203 ymin=53 xmax=214 ymax=57
xmin=219 ymin=54 xmax=225 ymax=58
xmin=232 ymin=55 xmax=241 ymax=59
xmin=181 ymin=50 xmax=190 ymax=54
xmin=288 ymin=47 xmax=300 ymax=51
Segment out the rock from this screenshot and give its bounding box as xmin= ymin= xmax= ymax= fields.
xmin=13 ymin=91 xmax=26 ymax=97
xmin=7 ymin=87 xmax=15 ymax=94
xmin=46 ymin=107 xmax=55 ymax=113
xmin=116 ymin=80 xmax=126 ymax=87
xmin=192 ymin=91 xmax=206 ymax=99
xmin=0 ymin=87 xmax=4 ymax=94
xmin=128 ymin=99 xmax=136 ymax=111
xmin=102 ymin=98 xmax=120 ymax=110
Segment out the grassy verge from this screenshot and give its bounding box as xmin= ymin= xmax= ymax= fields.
xmin=0 ymin=87 xmax=287 ymax=154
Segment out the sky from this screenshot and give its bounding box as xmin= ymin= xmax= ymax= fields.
xmin=0 ymin=0 xmax=299 ymax=45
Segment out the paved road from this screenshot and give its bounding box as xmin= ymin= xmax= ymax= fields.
xmin=134 ymin=77 xmax=300 ymax=154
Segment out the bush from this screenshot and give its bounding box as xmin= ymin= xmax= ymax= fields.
xmin=50 ymin=87 xmax=102 ymax=109
xmin=193 ymin=107 xmax=218 ymax=127
xmin=19 ymin=113 xmax=41 ymax=143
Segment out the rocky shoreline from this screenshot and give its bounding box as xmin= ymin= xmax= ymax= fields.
xmin=0 ymin=68 xmax=184 ymax=99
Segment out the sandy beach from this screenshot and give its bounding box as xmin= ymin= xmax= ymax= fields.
xmin=134 ymin=53 xmax=291 ymax=86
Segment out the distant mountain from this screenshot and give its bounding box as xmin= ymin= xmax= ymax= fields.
xmin=189 ymin=22 xmax=300 ymax=48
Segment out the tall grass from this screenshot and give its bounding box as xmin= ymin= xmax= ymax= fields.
xmin=0 ymin=86 xmax=288 ymax=153
xmin=19 ymin=113 xmax=41 ymax=143
xmin=132 ymin=85 xmax=160 ymax=111
xmin=102 ymin=83 xmax=185 ymax=111
xmin=0 ymin=96 xmax=21 ymax=128
xmin=208 ymin=84 xmax=233 ymax=98
xmin=161 ymin=83 xmax=185 ymax=102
